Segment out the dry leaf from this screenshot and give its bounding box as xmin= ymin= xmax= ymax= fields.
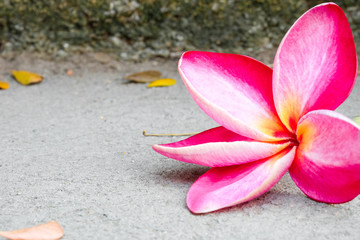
xmin=0 ymin=81 xmax=9 ymax=89
xmin=66 ymin=70 xmax=73 ymax=76
xmin=125 ymin=70 xmax=162 ymax=83
xmin=147 ymin=78 xmax=176 ymax=88
xmin=0 ymin=221 xmax=64 ymax=240
xmin=12 ymin=70 xmax=43 ymax=85
xmin=353 ymin=116 xmax=360 ymax=126
xmin=92 ymin=52 xmax=113 ymax=64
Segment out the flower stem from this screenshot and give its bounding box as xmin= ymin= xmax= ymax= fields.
xmin=142 ymin=130 xmax=199 ymax=137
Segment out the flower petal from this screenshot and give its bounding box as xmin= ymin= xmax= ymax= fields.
xmin=179 ymin=51 xmax=291 ymax=141
xmin=153 ymin=126 xmax=293 ymax=167
xmin=187 ymin=147 xmax=296 ymax=213
xmin=290 ymin=110 xmax=360 ymax=203
xmin=273 ymin=3 xmax=357 ymax=132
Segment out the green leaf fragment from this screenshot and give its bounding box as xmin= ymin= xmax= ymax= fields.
xmin=352 ymin=116 xmax=360 ymax=126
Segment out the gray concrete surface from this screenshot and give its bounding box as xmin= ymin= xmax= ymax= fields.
xmin=0 ymin=53 xmax=359 ymax=239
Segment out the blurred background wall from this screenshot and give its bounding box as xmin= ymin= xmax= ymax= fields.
xmin=0 ymin=0 xmax=358 ymax=60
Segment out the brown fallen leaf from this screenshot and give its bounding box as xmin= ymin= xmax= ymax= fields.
xmin=147 ymin=78 xmax=176 ymax=88
xmin=0 ymin=81 xmax=9 ymax=89
xmin=92 ymin=52 xmax=113 ymax=64
xmin=0 ymin=221 xmax=64 ymax=240
xmin=12 ymin=70 xmax=43 ymax=85
xmin=124 ymin=70 xmax=162 ymax=83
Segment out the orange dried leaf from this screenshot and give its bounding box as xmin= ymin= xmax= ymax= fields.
xmin=147 ymin=78 xmax=176 ymax=88
xmin=12 ymin=70 xmax=43 ymax=85
xmin=0 ymin=81 xmax=9 ymax=89
xmin=0 ymin=221 xmax=64 ymax=240
xmin=125 ymin=70 xmax=162 ymax=83
xmin=67 ymin=70 xmax=73 ymax=76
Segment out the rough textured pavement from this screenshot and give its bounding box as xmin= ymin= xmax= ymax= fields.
xmin=0 ymin=53 xmax=359 ymax=239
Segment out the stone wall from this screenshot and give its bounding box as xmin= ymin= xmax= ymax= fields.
xmin=0 ymin=0 xmax=358 ymax=60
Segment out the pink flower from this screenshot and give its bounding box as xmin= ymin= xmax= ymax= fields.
xmin=153 ymin=2 xmax=360 ymax=213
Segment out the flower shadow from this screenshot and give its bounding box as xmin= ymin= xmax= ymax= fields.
xmin=154 ymin=164 xmax=209 ymax=185
xmin=153 ymin=163 xmax=348 ymax=215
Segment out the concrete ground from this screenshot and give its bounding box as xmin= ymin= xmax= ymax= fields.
xmin=0 ymin=52 xmax=359 ymax=240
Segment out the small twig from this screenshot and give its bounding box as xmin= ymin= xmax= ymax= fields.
xmin=142 ymin=130 xmax=200 ymax=137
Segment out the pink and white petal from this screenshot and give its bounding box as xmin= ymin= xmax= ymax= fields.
xmin=153 ymin=126 xmax=293 ymax=167
xmin=187 ymin=147 xmax=296 ymax=213
xmin=179 ymin=51 xmax=291 ymax=141
xmin=290 ymin=110 xmax=360 ymax=203
xmin=273 ymin=3 xmax=357 ymax=132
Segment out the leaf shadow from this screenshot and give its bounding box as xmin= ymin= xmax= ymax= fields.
xmin=121 ymin=80 xmax=146 ymax=85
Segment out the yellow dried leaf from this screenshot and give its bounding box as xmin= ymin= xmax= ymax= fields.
xmin=147 ymin=78 xmax=176 ymax=88
xmin=0 ymin=221 xmax=64 ymax=240
xmin=0 ymin=81 xmax=9 ymax=89
xmin=125 ymin=70 xmax=162 ymax=83
xmin=353 ymin=116 xmax=360 ymax=126
xmin=12 ymin=70 xmax=43 ymax=85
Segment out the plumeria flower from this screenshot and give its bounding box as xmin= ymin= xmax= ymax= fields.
xmin=153 ymin=2 xmax=360 ymax=214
